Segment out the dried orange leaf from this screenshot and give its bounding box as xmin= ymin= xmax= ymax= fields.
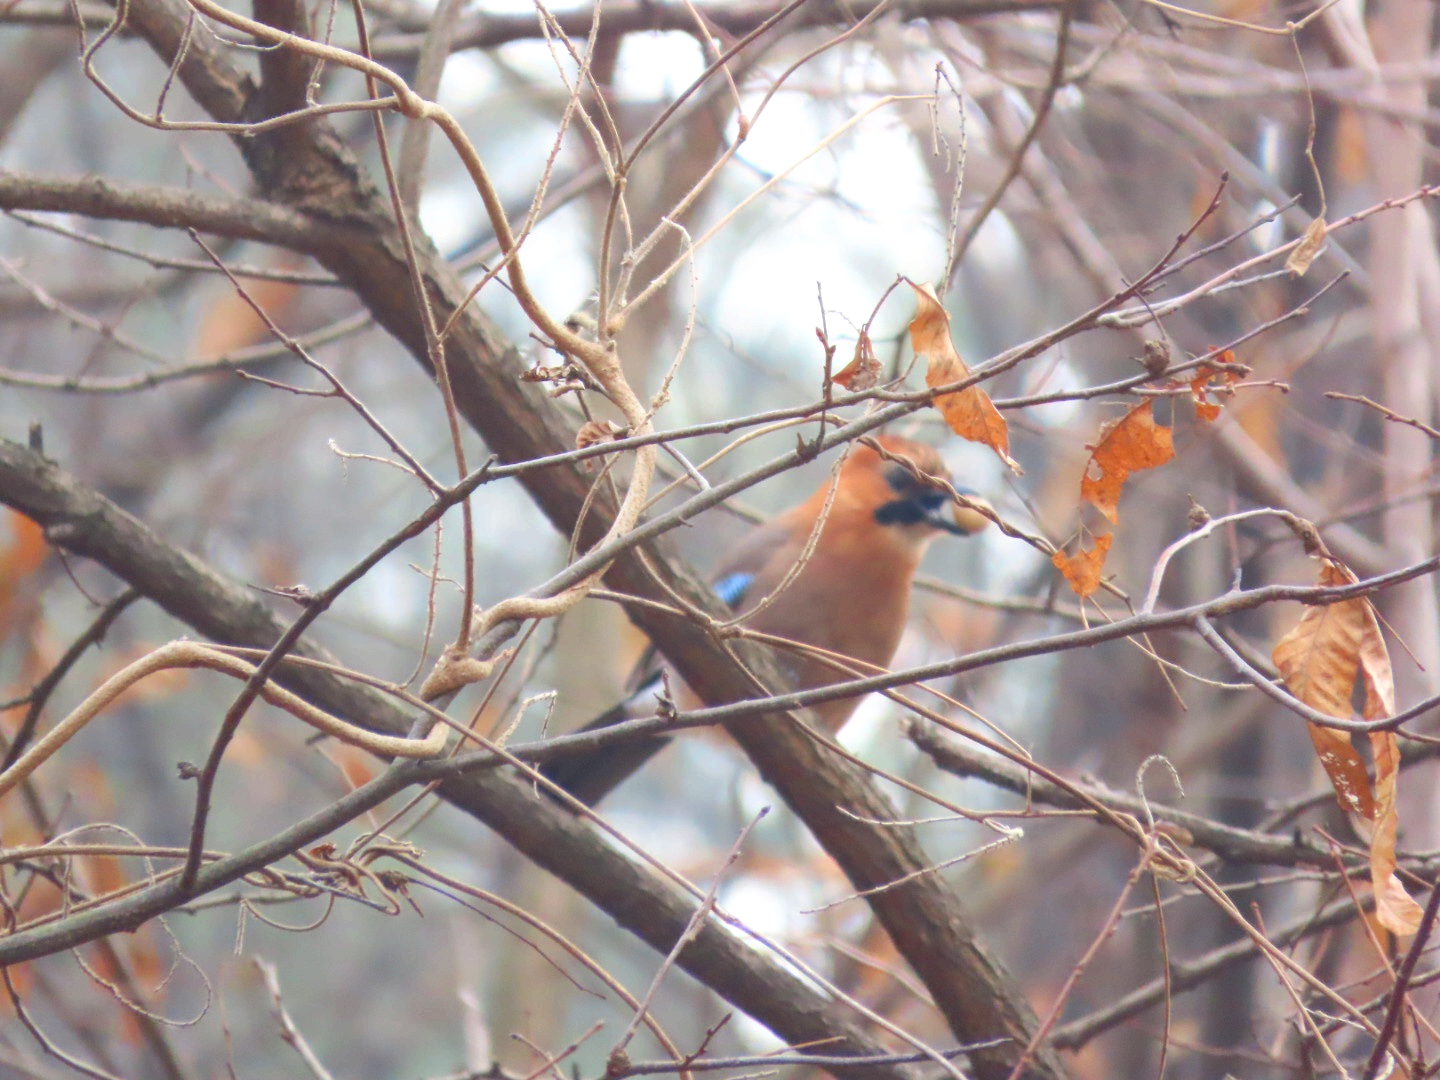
xmin=834 ymin=331 xmax=882 ymax=391
xmin=576 ymin=419 xmax=624 ymax=451
xmin=1301 ymin=722 xmax=1375 ymax=819
xmin=1272 ymin=560 xmax=1376 ymax=818
xmin=1051 ymin=534 xmax=1113 ymax=598
xmin=1373 ymin=873 xmax=1423 ymax=936
xmin=1191 ymin=390 xmax=1222 ymax=423
xmin=1080 ymin=402 xmax=1175 ymax=523
xmin=908 ymin=282 xmax=1020 ymax=473
xmin=1271 ymin=561 xmax=1377 ymax=721
xmin=1272 ymin=558 xmax=1420 ymax=934
xmin=1372 ymin=726 xmax=1422 ymax=934
xmin=1356 ymin=574 xmax=1420 ymax=934
xmin=575 ymin=420 xmax=626 ymax=470
xmin=1188 ymin=350 xmax=1242 ymax=423
xmin=1355 ymin=583 xmax=1395 ymax=724
xmin=1286 ymin=217 xmax=1327 ymax=277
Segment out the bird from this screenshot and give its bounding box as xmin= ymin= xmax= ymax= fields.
xmin=540 ymin=433 xmax=990 ymax=805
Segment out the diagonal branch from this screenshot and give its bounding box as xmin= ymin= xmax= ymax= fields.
xmin=65 ymin=2 xmax=1070 ymax=1075
xmin=0 ymin=440 xmax=916 ymax=1080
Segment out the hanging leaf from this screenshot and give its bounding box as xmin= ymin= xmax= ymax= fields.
xmin=575 ymin=420 xmax=626 ymax=470
xmin=1272 ymin=559 xmax=1376 ymax=817
xmin=1285 ymin=217 xmax=1327 ymax=277
xmin=1351 ymin=566 xmax=1421 ymax=935
xmin=907 ymin=282 xmax=1020 ymax=473
xmin=834 ymin=330 xmax=882 ymax=391
xmin=1188 ymin=350 xmax=1243 ymax=423
xmin=1272 ymin=558 xmax=1421 ymax=935
xmin=1051 ymin=534 xmax=1113 ymax=599
xmin=1080 ymin=401 xmax=1175 ymax=523
xmin=1370 ymin=724 xmax=1422 ymax=935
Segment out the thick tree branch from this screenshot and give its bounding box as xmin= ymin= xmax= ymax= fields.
xmin=59 ymin=3 xmax=1070 ymax=1076
xmin=0 ymin=440 xmax=917 ymax=1080
xmin=0 ymin=171 xmax=342 ymax=248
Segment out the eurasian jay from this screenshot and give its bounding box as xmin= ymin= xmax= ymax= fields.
xmin=542 ymin=434 xmax=990 ymax=804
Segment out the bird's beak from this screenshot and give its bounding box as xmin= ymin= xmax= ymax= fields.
xmin=940 ymin=490 xmax=993 ymax=536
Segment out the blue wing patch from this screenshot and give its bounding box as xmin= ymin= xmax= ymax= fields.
xmin=713 ymin=571 xmax=754 ymax=609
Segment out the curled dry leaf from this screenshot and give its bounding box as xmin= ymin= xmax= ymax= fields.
xmin=907 ymin=282 xmax=1021 ymax=473
xmin=1271 ymin=558 xmax=1422 ymax=935
xmin=1081 ymin=401 xmax=1175 ymax=524
xmin=833 ymin=330 xmax=882 ymax=392
xmin=1188 ymin=349 xmax=1244 ymax=423
xmin=1271 ymin=560 xmax=1377 ymax=820
xmin=576 ymin=419 xmax=625 ymax=451
xmin=1190 ymin=384 xmax=1221 ymax=423
xmin=1053 ymin=400 xmax=1175 ymax=598
xmin=1370 ymin=727 xmax=1419 ymax=936
xmin=575 ymin=420 xmax=627 ymax=470
xmin=1285 ymin=216 xmax=1327 ymax=277
xmin=1051 ymin=534 xmax=1112 ymax=599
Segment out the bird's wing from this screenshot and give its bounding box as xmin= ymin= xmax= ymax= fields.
xmin=707 ymin=516 xmax=804 ymax=611
xmin=618 ymin=515 xmax=795 ymax=693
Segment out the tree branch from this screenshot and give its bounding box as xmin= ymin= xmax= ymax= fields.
xmin=0 ymin=171 xmax=344 ymax=249
xmin=67 ymin=2 xmax=1072 ymax=1074
xmin=0 ymin=441 xmax=918 ymax=1080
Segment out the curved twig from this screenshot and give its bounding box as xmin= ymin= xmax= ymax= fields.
xmin=0 ymin=641 xmax=448 ymax=801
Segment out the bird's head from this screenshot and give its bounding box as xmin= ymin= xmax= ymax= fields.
xmin=805 ymin=434 xmax=992 ymax=558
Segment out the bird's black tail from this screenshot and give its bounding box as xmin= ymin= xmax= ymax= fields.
xmin=537 ymin=696 xmax=673 ymax=807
